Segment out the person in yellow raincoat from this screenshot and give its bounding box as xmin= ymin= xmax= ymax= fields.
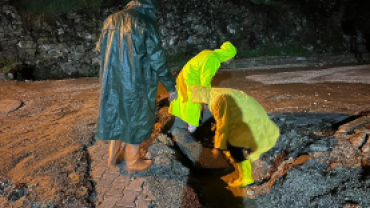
xmin=190 ymin=86 xmax=280 ymax=188
xmin=169 ymin=41 xmax=237 ymax=133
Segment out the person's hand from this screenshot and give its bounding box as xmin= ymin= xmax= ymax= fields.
xmin=243 ymin=148 xmax=250 ymax=158
xmin=169 ymin=90 xmax=178 ymax=101
xmin=211 ymin=148 xmax=220 ymax=158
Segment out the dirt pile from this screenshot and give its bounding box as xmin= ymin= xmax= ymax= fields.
xmin=248 ymin=114 xmax=370 ymax=208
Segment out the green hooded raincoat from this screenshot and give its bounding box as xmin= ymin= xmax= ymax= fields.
xmin=191 ymin=86 xmax=280 ymax=162
xmin=95 ymin=0 xmax=176 ymax=144
xmin=169 ymin=42 xmax=236 ymax=127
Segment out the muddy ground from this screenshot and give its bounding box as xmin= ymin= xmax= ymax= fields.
xmin=0 ymin=64 xmax=370 ymax=207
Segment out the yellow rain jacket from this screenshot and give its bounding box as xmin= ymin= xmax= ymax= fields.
xmin=169 ymin=41 xmax=237 ymax=126
xmin=191 ymin=86 xmax=280 ymax=162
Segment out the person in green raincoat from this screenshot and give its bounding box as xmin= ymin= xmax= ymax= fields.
xmin=169 ymin=41 xmax=237 ymax=133
xmin=95 ymin=0 xmax=178 ymax=171
xmin=191 ymin=86 xmax=280 ymax=187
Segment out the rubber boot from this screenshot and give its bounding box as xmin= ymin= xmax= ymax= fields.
xmin=228 ymin=163 xmax=242 ymax=187
xmin=108 ymin=140 xmax=125 ymax=167
xmin=125 ymin=144 xmax=153 ymax=172
xmin=228 ymin=160 xmax=254 ymax=188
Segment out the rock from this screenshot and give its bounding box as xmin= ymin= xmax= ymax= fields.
xmin=330 ymin=162 xmax=342 ymax=170
xmin=296 ymin=57 xmax=307 ymax=61
xmin=342 ymin=204 xmax=360 ymax=208
xmin=247 ymin=190 xmax=255 ymax=196
xmin=337 ymin=116 xmax=370 ymax=134
xmin=37 ymin=44 xmax=52 ymax=52
xmin=168 ymin=116 xmax=187 ymax=132
xmin=168 ymin=36 xmax=178 ymax=46
xmin=6 ymin=72 xmax=14 ymax=80
xmin=146 ymin=141 xmax=176 ymax=160
xmin=186 ymin=36 xmax=198 ymax=45
xmin=16 ymin=40 xmax=36 ymax=49
xmin=255 ymin=159 xmax=370 ymax=208
xmin=159 ymin=25 xmax=168 ymax=37
xmin=83 ymin=33 xmax=93 ymax=40
xmin=361 ymin=137 xmax=370 ymax=153
xmin=154 ymin=153 xmax=173 ymax=167
xmin=311 ymin=151 xmax=330 ymax=164
xmin=252 ymin=159 xmax=272 ymax=182
xmin=156 ymin=134 xmax=174 ymax=146
xmin=227 ymin=24 xmax=236 ymax=34
xmin=92 ymin=57 xmax=100 ymax=65
xmin=349 ymin=132 xmax=367 ymax=149
xmin=309 ymin=143 xmax=329 ymax=152
xmin=329 ymin=139 xmax=362 ymax=167
xmin=354 ymin=125 xmax=370 ymax=134
xmin=171 ymin=128 xmax=202 ymax=166
xmin=68 ymin=172 xmax=80 ymax=184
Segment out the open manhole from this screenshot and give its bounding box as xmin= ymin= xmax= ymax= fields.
xmin=0 ymin=99 xmax=23 ymax=114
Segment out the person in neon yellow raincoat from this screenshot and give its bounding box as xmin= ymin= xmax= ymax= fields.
xmin=190 ymin=86 xmax=280 ymax=187
xmin=169 ymin=41 xmax=237 ymax=133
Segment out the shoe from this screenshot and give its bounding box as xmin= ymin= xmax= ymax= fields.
xmin=125 ymin=144 xmax=153 ymax=172
xmin=228 ymin=160 xmax=254 ymax=188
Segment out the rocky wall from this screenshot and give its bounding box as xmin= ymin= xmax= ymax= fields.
xmin=0 ymin=1 xmax=30 ymax=60
xmin=0 ymin=1 xmax=110 ymax=79
xmin=0 ymin=0 xmax=348 ymax=80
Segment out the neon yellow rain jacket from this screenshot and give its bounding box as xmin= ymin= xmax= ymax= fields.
xmin=169 ymin=41 xmax=237 ymax=126
xmin=191 ymin=86 xmax=280 ymax=162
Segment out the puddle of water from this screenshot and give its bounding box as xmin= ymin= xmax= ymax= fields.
xmin=195 ymin=164 xmax=258 ymax=208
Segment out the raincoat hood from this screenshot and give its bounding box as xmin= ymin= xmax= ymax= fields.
xmin=126 ymin=0 xmax=159 ymax=20
xmin=214 ymin=41 xmax=237 ymax=63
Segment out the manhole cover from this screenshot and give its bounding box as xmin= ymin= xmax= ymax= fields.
xmin=0 ymin=99 xmax=23 ymax=113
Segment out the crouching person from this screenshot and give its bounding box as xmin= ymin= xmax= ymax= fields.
xmin=190 ymin=86 xmax=280 ymax=187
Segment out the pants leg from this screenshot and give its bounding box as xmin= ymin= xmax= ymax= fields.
xmin=227 ymin=142 xmax=247 ymax=163
xmin=227 ymin=143 xmax=254 ymax=187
